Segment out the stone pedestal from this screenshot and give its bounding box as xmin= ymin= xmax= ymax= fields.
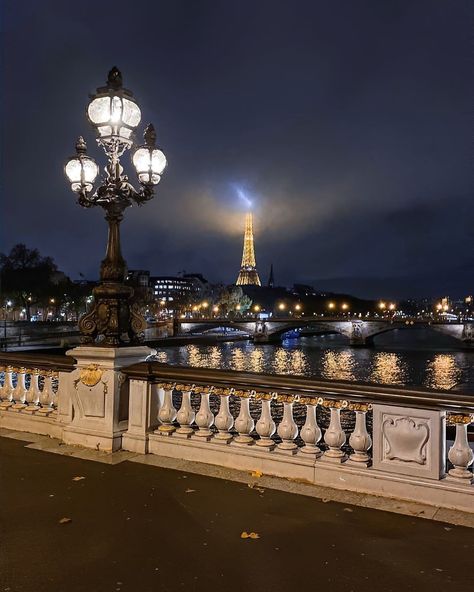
xmin=61 ymin=345 xmax=153 ymax=452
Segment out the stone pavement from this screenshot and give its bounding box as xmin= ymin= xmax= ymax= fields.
xmin=0 ymin=434 xmax=472 ymax=592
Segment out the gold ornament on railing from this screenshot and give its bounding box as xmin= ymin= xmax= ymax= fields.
xmin=446 ymin=413 xmax=473 ymax=425
xmin=348 ymin=402 xmax=372 ymax=412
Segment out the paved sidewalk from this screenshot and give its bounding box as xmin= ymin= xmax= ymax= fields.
xmin=0 ymin=435 xmax=472 ymax=592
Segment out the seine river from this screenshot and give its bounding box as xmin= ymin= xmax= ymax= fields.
xmin=155 ymin=328 xmax=474 ymax=393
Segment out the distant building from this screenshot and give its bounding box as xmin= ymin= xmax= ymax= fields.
xmin=267 ymin=264 xmax=274 ymax=288
xmin=151 ymin=274 xmax=208 ymax=307
xmin=292 ymin=284 xmax=317 ymax=297
xmin=126 ymin=270 xmax=150 ymax=287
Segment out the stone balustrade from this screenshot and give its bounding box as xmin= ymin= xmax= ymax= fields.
xmin=0 ymin=351 xmax=473 ymax=516
xmin=0 ymin=353 xmax=74 ymax=438
xmin=0 ymin=366 xmax=58 ymax=414
xmin=122 ymin=362 xmax=474 ymax=513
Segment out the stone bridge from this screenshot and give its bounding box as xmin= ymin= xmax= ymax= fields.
xmin=175 ymin=317 xmax=474 ymax=347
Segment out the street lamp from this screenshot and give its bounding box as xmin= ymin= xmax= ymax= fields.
xmin=64 ymin=67 xmax=166 ymax=346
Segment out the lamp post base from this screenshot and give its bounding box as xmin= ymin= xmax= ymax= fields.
xmin=79 ymin=282 xmax=146 ymax=346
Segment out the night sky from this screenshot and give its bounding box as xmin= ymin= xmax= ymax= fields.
xmin=1 ymin=1 xmax=472 ymax=299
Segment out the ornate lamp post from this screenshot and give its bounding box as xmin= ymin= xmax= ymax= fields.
xmin=65 ymin=67 xmax=166 ymax=346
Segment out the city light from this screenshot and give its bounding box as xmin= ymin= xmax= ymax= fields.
xmin=202 ymin=301 xmax=209 ymax=309
xmin=254 ymin=304 xmax=261 ymax=312
xmin=388 ymin=303 xmax=395 ymax=311
xmin=379 ymin=301 xmax=386 ymax=310
xmin=295 ymin=304 xmax=302 ymax=311
xmin=278 ymin=302 xmax=286 ymax=311
xmin=341 ymin=303 xmax=349 ymax=310
xmin=328 ymin=302 xmax=335 ymax=309
xmin=212 ymin=305 xmax=219 ymax=313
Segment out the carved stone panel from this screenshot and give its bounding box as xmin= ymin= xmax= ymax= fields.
xmin=372 ymin=404 xmax=445 ymax=480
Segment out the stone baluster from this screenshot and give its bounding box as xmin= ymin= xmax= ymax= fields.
xmin=277 ymin=398 xmax=298 ymax=453
xmin=38 ymin=372 xmax=54 ymax=415
xmin=348 ymin=404 xmax=372 ymax=465
xmin=447 ymin=415 xmax=473 ymax=484
xmin=176 ymin=386 xmax=196 ymax=437
xmin=157 ymin=384 xmax=177 ymax=434
xmin=0 ymin=366 xmax=5 ymax=400
xmin=323 ymin=402 xmax=347 ymax=462
xmin=256 ymin=396 xmax=276 ymax=449
xmin=24 ymin=369 xmax=34 ymax=406
xmin=12 ymin=368 xmax=28 ymax=409
xmin=0 ymin=367 xmax=15 ymax=408
xmin=214 ymin=389 xmax=234 ymax=443
xmin=29 ymin=370 xmax=42 ymax=408
xmin=50 ymin=373 xmax=59 ymax=409
xmin=195 ymin=387 xmax=215 ymax=440
xmin=234 ymin=393 xmax=255 ymax=445
xmin=300 ymin=402 xmax=322 ymax=456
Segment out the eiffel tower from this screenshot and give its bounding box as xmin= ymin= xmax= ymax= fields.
xmin=236 ymin=212 xmax=261 ymax=286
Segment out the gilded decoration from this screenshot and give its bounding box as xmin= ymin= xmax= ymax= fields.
xmin=75 ymin=364 xmax=104 ymax=388
xmin=154 ymin=382 xmax=366 ymax=410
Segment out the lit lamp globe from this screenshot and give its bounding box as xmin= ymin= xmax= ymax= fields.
xmin=132 ymin=124 xmax=167 ymax=185
xmin=65 ymin=137 xmax=99 ymax=192
xmin=87 ymin=67 xmax=141 ymax=146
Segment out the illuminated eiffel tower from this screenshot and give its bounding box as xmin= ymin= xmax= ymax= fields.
xmin=236 ymin=212 xmax=261 ymax=286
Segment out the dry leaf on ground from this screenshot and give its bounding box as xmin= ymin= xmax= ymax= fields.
xmin=185 ymin=489 xmax=196 ymax=493
xmin=250 ymin=470 xmax=263 ymax=478
xmin=59 ymin=517 xmax=72 ymax=524
xmin=241 ymin=531 xmax=260 ymax=539
xmin=72 ymin=476 xmax=86 ymax=482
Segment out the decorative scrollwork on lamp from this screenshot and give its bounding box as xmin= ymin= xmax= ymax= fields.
xmin=64 ymin=68 xmax=167 ymax=346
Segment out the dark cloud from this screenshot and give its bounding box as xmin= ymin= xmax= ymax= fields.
xmin=1 ymin=0 xmax=472 ymax=297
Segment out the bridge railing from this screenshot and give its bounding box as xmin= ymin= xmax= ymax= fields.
xmin=0 ymin=351 xmax=472 ymax=514
xmin=122 ymin=362 xmax=474 ymax=512
xmin=0 ymin=352 xmax=74 ymax=437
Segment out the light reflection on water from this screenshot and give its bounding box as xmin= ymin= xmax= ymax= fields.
xmin=425 ymin=354 xmax=462 ymax=391
xmin=321 ymin=351 xmax=356 ymax=381
xmin=154 ymin=332 xmax=474 ymax=392
xmin=370 ymin=352 xmax=407 ymax=386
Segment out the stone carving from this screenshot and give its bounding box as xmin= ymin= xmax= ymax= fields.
xmin=462 ymin=323 xmax=473 ymax=342
xmin=382 ymin=416 xmax=429 ymax=464
xmin=75 ymin=364 xmax=103 ymax=388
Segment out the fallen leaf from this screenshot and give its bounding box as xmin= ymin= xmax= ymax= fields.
xmin=444 ymin=527 xmax=452 ymax=531
xmin=322 ymin=498 xmax=330 ymax=503
xmin=251 ymin=470 xmax=263 ymax=478
xmin=241 ymin=531 xmax=260 ymax=539
xmin=185 ymin=489 xmax=196 ymax=493
xmin=72 ymin=476 xmax=86 ymax=482
xmin=59 ymin=517 xmax=72 ymax=524
xmin=343 ymin=507 xmax=353 ymax=513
